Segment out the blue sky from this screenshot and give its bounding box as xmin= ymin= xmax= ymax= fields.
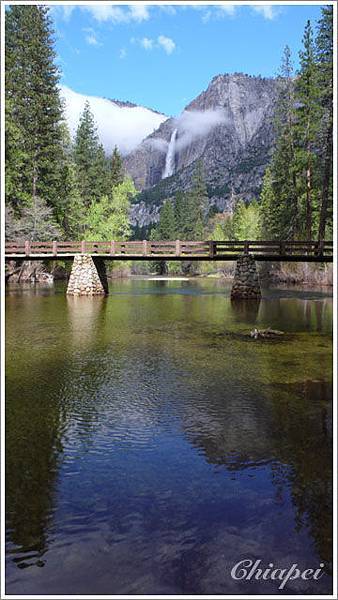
xmin=51 ymin=3 xmax=327 ymax=116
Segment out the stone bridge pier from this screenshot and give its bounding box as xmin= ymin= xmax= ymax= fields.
xmin=231 ymin=254 xmax=261 ymax=299
xmin=67 ymin=254 xmax=108 ymax=296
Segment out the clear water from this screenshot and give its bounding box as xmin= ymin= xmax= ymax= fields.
xmin=6 ymin=279 xmax=333 ymax=595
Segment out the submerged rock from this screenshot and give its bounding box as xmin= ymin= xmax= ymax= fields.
xmin=250 ymin=327 xmax=284 ymax=339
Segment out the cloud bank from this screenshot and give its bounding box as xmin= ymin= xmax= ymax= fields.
xmin=175 ymin=109 xmax=226 ymax=150
xmin=147 ymin=108 xmax=226 ymax=154
xmin=60 ymin=85 xmax=167 ymax=155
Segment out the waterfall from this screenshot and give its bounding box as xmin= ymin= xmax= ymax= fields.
xmin=162 ymin=129 xmax=177 ymax=179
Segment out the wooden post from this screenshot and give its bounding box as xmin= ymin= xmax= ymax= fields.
xmin=280 ymin=241 xmax=285 ymax=256
xmin=175 ymin=239 xmax=181 ymax=257
xmin=143 ymin=240 xmax=148 ymax=255
xmin=52 ymin=241 xmax=57 ymax=256
xmin=25 ymin=240 xmax=30 ymax=256
xmin=244 ymin=241 xmax=249 ymax=254
xmin=110 ymin=240 xmax=115 ymax=255
xmin=209 ymin=240 xmax=215 ymax=258
xmin=81 ymin=240 xmax=86 ymax=254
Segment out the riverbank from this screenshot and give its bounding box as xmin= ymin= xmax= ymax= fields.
xmin=5 ymin=259 xmax=333 ymax=287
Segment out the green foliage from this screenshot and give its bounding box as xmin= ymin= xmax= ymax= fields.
xmin=259 ymin=168 xmax=277 ymax=238
xmin=5 ymin=5 xmax=65 ymax=220
xmin=85 ymin=178 xmax=136 ymax=241
xmin=211 ymin=200 xmax=260 ymax=242
xmin=232 ymin=200 xmax=261 ymax=240
xmin=153 ymin=200 xmax=177 ymax=241
xmin=260 ymin=8 xmax=333 ymax=242
xmin=74 ymin=101 xmax=104 ymax=207
xmin=111 ymin=146 xmax=124 ymax=187
xmin=5 ymin=5 xmax=82 ymax=239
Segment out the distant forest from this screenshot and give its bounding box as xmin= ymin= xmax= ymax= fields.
xmin=5 ymin=5 xmax=333 ymax=254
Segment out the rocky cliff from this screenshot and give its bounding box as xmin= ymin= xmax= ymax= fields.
xmin=124 ymin=73 xmax=278 ymax=228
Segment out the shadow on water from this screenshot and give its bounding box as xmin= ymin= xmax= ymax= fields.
xmin=5 ymin=279 xmax=333 ymax=595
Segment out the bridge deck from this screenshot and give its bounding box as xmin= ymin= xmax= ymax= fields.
xmin=5 ymin=240 xmax=333 ymax=262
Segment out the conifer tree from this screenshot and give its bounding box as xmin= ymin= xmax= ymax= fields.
xmin=315 ymin=6 xmax=333 ymax=241
xmin=259 ymin=167 xmax=277 ymax=238
xmin=187 ymin=161 xmax=209 ymax=239
xmin=270 ymin=46 xmax=298 ymax=239
xmin=74 ymin=101 xmax=100 ymax=206
xmin=155 ymin=200 xmax=177 ymax=240
xmin=295 ymin=20 xmax=318 ymax=240
xmin=5 ymin=6 xmax=65 ymax=219
xmin=111 ymin=146 xmax=124 ymax=187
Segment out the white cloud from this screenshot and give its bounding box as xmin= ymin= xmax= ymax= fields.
xmin=218 ymin=4 xmax=237 ymax=16
xmin=192 ymin=4 xmax=237 ymax=22
xmin=133 ymin=35 xmax=176 ymax=55
xmin=119 ymin=48 xmax=127 ymax=59
xmin=140 ymin=37 xmax=154 ymax=50
xmin=86 ymin=34 xmax=100 ymax=46
xmin=51 ymin=5 xmax=75 ymax=22
xmin=175 ymin=108 xmax=226 ymax=150
xmin=83 ymin=4 xmax=150 ymax=24
xmin=157 ymin=35 xmax=176 ymax=55
xmin=251 ymin=5 xmax=280 ymax=20
xmin=60 ymin=85 xmax=167 ymax=155
xmin=149 ymin=109 xmax=227 ymax=156
xmin=83 ymin=27 xmax=101 ymax=47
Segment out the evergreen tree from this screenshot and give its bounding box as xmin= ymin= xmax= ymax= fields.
xmin=95 ymin=144 xmax=112 ymax=199
xmin=155 ymin=201 xmax=177 ymax=240
xmin=295 ymin=20 xmax=319 ymax=240
xmin=270 ymin=46 xmax=298 ymax=239
xmin=259 ymin=167 xmax=277 ymax=238
xmin=111 ymin=146 xmax=124 ymax=187
xmin=74 ymin=101 xmax=103 ymax=206
xmin=187 ymin=161 xmax=209 ymax=239
xmin=5 ymin=6 xmax=65 ymax=218
xmin=174 ymin=191 xmax=192 ymax=239
xmin=315 ymin=6 xmax=333 ymax=241
xmin=57 ymin=122 xmax=84 ymax=238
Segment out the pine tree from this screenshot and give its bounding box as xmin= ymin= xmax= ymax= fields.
xmin=95 ymin=144 xmax=112 ymax=199
xmin=259 ymin=167 xmax=277 ymax=238
xmin=270 ymin=46 xmax=298 ymax=239
xmin=111 ymin=146 xmax=124 ymax=187
xmin=295 ymin=20 xmax=319 ymax=240
xmin=5 ymin=6 xmax=65 ymax=219
xmin=187 ymin=161 xmax=209 ymax=239
xmin=315 ymin=6 xmax=333 ymax=241
xmin=74 ymin=101 xmax=102 ymax=206
xmin=174 ymin=191 xmax=191 ymax=239
xmin=155 ymin=200 xmax=177 ymax=240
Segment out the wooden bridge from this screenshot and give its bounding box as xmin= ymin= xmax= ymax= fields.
xmin=4 ymin=239 xmax=334 ymax=262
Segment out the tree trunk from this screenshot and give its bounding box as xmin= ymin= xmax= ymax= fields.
xmin=306 ymin=162 xmax=312 ymax=241
xmin=318 ymin=126 xmax=333 ymax=242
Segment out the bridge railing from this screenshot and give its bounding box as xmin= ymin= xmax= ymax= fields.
xmin=4 ymin=239 xmax=333 ymax=259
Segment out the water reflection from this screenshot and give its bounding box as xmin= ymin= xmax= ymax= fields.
xmin=230 ymin=298 xmax=261 ymax=323
xmin=5 ymin=280 xmax=333 ymax=594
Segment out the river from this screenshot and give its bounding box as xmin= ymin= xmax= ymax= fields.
xmin=5 ymin=279 xmax=333 ymax=595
